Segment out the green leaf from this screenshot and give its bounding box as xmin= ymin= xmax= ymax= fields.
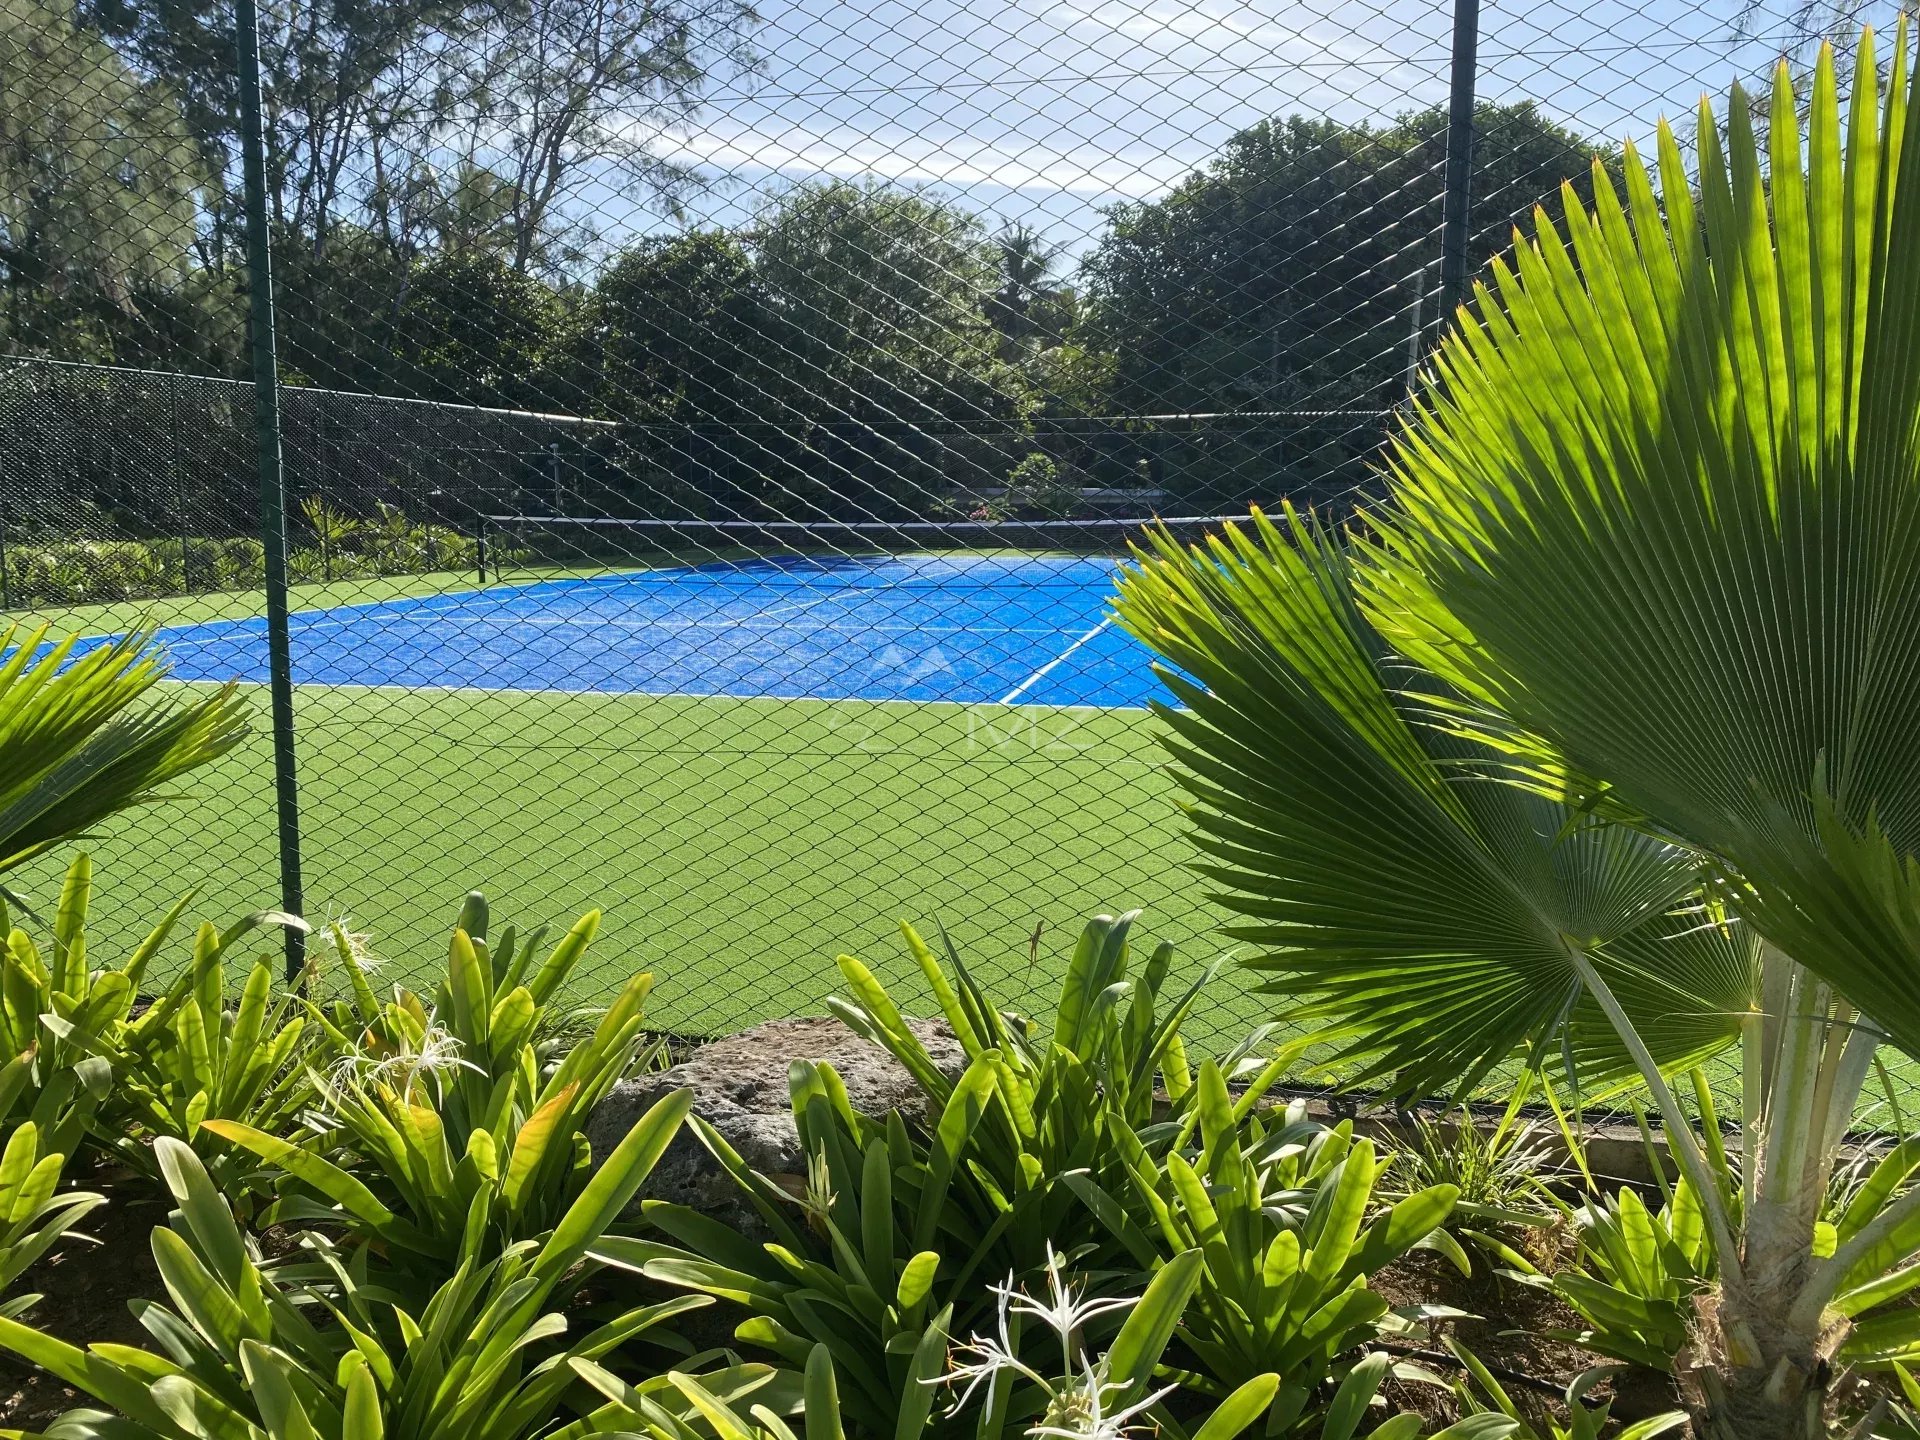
xmin=341 ymin=1352 xmax=384 ymax=1440
xmin=891 ymin=1308 xmax=949 ymax=1440
xmin=242 ymin=1340 xmax=320 ymax=1440
xmin=1320 ymin=1351 xmax=1390 ymax=1440
xmin=1189 ymin=1374 xmax=1281 ymax=1440
xmin=896 ymin=1251 xmax=939 ymax=1312
xmin=1112 ymin=509 xmax=1729 ymax=1096
xmin=804 ymin=1345 xmax=846 ymax=1440
xmin=501 ymin=1081 xmax=578 ymax=1214
xmin=537 ymin=1087 xmax=690 ymax=1283
xmin=199 ymin=1121 xmax=434 ymax=1251
xmin=1107 ymin=1249 xmax=1203 ymax=1404
xmin=153 ymin=1137 xmax=249 ymax=1291
xmin=1428 ymin=1417 xmax=1523 ymax=1440
xmin=1355 ymin=36 xmax=1920 ymax=1059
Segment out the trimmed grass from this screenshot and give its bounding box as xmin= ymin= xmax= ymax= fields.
xmin=12 ymin=569 xmax=1258 ymax=1041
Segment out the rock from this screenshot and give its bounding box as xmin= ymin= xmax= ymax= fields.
xmin=585 ymin=1015 xmax=966 ymax=1238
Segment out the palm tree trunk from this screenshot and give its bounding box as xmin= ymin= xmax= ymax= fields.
xmin=1679 ymin=1280 xmax=1840 ymax=1440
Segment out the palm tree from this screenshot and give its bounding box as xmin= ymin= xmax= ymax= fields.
xmin=1115 ymin=28 xmax=1920 ymax=1440
xmin=989 ymin=223 xmax=1062 ymax=352
xmin=0 ymin=624 xmax=248 ymax=889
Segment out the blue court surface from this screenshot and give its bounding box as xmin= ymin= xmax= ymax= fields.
xmin=147 ymin=553 xmax=1167 ymax=709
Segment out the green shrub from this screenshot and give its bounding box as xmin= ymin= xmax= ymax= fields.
xmin=830 ymin=912 xmax=1277 ymax=1274
xmin=213 ymin=899 xmax=662 ymax=1269
xmin=1502 ymin=1111 xmax=1920 ymax=1380
xmin=181 ymin=534 xmax=223 ymax=583
xmin=621 ymin=914 xmax=1445 ymax=1436
xmin=117 ymin=908 xmax=313 ymax=1199
xmin=1381 ymin=1085 xmax=1563 ymax=1262
xmin=0 ymin=1108 xmax=707 ymax=1440
xmin=1069 ymin=1060 xmax=1460 ymax=1431
xmin=1447 ymin=1341 xmax=1686 ymax=1440
xmin=614 ymin=1274 xmax=1297 ymax=1440
xmin=1001 ymin=452 xmax=1078 ymax=519
xmin=0 ymin=855 xmax=297 ymax=1152
xmin=2 ymin=507 xmax=479 ymax=606
xmin=0 ymin=1120 xmax=104 ymax=1320
xmin=612 ymin=1055 xmax=992 ymax=1435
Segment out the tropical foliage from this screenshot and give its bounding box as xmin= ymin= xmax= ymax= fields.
xmin=0 ymin=625 xmax=246 ymax=886
xmin=1114 ymin=23 xmax=1920 ymax=1440
xmin=1069 ymin=1062 xmax=1467 ymax=1430
xmin=22 ymin=17 xmax=1920 ymax=1440
xmin=214 ymin=898 xmax=662 ymax=1260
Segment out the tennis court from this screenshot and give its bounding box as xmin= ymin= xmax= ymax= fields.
xmin=23 ymin=546 xmax=1232 ymax=1040
xmin=143 ymin=552 xmax=1161 ymax=708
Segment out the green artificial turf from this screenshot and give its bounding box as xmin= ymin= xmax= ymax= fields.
xmin=40 ymin=568 xmax=1914 ymax=1127
xmin=11 ymin=568 xmax=1263 ymax=1044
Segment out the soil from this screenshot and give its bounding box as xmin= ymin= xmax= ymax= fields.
xmin=1370 ymin=1224 xmax=1684 ymax=1433
xmin=0 ymin=1164 xmax=168 ymax=1433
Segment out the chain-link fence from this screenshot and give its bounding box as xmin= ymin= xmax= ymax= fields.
xmin=1 ymin=0 xmax=1908 ymax=1049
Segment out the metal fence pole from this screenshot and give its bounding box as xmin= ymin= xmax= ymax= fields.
xmin=1438 ymin=0 xmax=1482 ymax=322
xmin=171 ymin=371 xmax=193 ymax=594
xmin=236 ymin=0 xmax=308 ymax=982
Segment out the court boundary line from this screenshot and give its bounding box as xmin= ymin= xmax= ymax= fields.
xmin=997 ymin=617 xmax=1117 ymax=706
xmin=153 ymin=589 xmax=848 ymax=644
xmin=165 ymin=674 xmax=1156 ymax=715
xmin=143 ymin=559 xmax=1121 ymax=641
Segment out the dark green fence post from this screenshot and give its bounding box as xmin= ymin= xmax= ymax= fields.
xmin=1438 ymin=0 xmax=1482 ymax=322
xmin=171 ymin=371 xmax=194 ymax=595
xmin=236 ymin=0 xmax=307 ymax=982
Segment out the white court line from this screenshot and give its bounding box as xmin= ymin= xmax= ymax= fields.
xmin=997 ymin=617 xmax=1115 ymax=706
xmin=155 ymin=590 xmax=846 ymax=645
xmin=164 ymin=674 xmax=1154 ymax=713
xmin=158 ymin=617 xmax=1055 ymax=644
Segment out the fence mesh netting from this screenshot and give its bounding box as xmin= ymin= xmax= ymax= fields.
xmin=0 ymin=0 xmax=1906 ymax=1062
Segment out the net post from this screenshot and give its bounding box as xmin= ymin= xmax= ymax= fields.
xmin=236 ymin=0 xmax=307 ymax=984
xmin=476 ymin=515 xmax=490 ymax=585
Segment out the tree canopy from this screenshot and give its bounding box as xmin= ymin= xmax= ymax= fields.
xmin=0 ymin=0 xmax=1627 ymax=524
xmin=1082 ymin=101 xmax=1621 ymax=418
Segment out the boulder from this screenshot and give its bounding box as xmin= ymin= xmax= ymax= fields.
xmin=585 ymin=1015 xmax=966 ymax=1237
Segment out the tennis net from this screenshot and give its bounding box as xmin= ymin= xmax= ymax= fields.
xmin=475 ymin=512 xmax=1255 ymax=578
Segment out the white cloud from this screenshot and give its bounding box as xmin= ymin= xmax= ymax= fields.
xmin=647 ymin=121 xmax=1203 ymax=200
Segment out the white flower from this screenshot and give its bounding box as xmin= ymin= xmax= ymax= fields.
xmin=1031 ymin=1359 xmax=1177 ymax=1440
xmin=325 ymin=912 xmax=379 ymax=972
xmin=938 ymin=1245 xmax=1170 ymax=1439
xmin=326 ymin=1023 xmax=478 ymax=1091
xmin=1012 ymin=1245 xmax=1140 ymax=1373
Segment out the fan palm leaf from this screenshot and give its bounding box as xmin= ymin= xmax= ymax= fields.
xmin=0 ymin=625 xmax=248 ymax=879
xmin=1364 ymin=31 xmax=1920 ymax=1060
xmin=1110 ymin=508 xmax=1754 ymax=1099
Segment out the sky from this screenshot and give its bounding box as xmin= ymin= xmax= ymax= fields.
xmin=575 ymin=0 xmax=1890 ymax=263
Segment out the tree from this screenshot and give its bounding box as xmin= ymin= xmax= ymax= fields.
xmin=82 ymin=0 xmax=758 ymax=277
xmin=78 ymin=0 xmax=473 ymax=265
xmin=755 ymin=181 xmax=1019 ymax=424
xmin=0 ymin=0 xmax=205 ymax=357
xmin=387 ymin=250 xmax=569 ymax=407
xmin=986 ymin=223 xmax=1065 ymax=357
xmin=441 ymin=0 xmax=759 ymax=274
xmin=575 ymin=231 xmax=769 ymax=424
xmin=1081 ymin=102 xmax=1619 ymax=419
xmin=750 ymin=181 xmax=1027 ymax=518
xmin=566 ymin=231 xmax=782 ymax=516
